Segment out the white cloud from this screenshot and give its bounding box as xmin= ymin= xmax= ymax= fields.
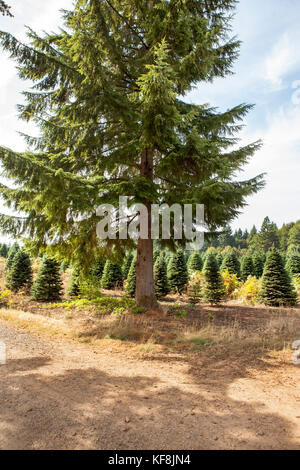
xmin=232 ymin=101 xmax=300 ymax=230
xmin=263 ymin=33 xmax=300 ymax=88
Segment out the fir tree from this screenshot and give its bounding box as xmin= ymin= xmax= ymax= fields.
xmin=187 ymin=251 xmax=203 ymax=274
xmin=5 ymin=242 xmax=19 ymax=271
xmin=219 ymin=226 xmax=235 ymax=248
xmin=286 ymin=253 xmax=300 ymax=276
xmin=67 ymin=268 xmax=81 ymax=297
xmin=221 ymin=250 xmax=241 ymax=277
xmin=0 ymin=1 xmax=12 ymax=17
xmin=31 ymin=257 xmax=63 ymax=301
xmin=122 ymin=252 xmax=134 ymax=280
xmin=154 ymin=253 xmax=169 ymax=298
xmin=167 ymin=250 xmax=188 ymax=295
xmin=253 ymin=251 xmax=265 ymax=278
xmin=125 ymin=255 xmax=136 ymax=298
xmin=241 ymin=255 xmax=255 ymax=281
xmin=60 ymin=260 xmax=69 ymax=273
xmin=90 ymin=259 xmax=105 ymax=280
xmin=0 ymin=243 xmax=8 ymax=258
xmin=251 ymin=217 xmax=280 ymax=253
xmin=101 ymin=260 xmax=123 ymax=290
xmin=0 ymin=1 xmax=264 ymax=309
xmin=6 ymin=250 xmax=32 ymax=292
xmin=216 ymin=253 xmax=223 ymax=269
xmin=202 ymin=254 xmax=225 ymax=305
xmin=288 ymin=223 xmax=300 ymax=250
xmin=259 ymin=251 xmax=297 ymax=307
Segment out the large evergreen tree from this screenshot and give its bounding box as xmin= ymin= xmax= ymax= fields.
xmin=6 ymin=250 xmax=33 ymax=292
xmin=251 ymin=217 xmax=280 ymax=253
xmin=31 ymin=257 xmax=63 ymax=301
xmin=0 ymin=0 xmax=264 ymax=309
xmin=259 ymin=251 xmax=297 ymax=307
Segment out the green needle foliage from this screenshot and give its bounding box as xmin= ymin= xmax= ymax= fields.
xmin=253 ymin=251 xmax=266 ymax=278
xmin=5 ymin=242 xmax=19 ymax=271
xmin=187 ymin=251 xmax=203 ymax=274
xmin=101 ymin=260 xmax=123 ymax=290
xmin=67 ymin=268 xmax=81 ymax=297
xmin=241 ymin=255 xmax=255 ymax=281
xmin=90 ymin=259 xmax=105 ymax=280
xmin=154 ymin=253 xmax=169 ymax=298
xmin=0 ymin=243 xmax=9 ymax=258
xmin=122 ymin=252 xmax=134 ymax=280
xmin=203 ymin=253 xmax=225 ymax=305
xmin=285 ymin=253 xmax=300 ymax=276
xmin=167 ymin=249 xmax=188 ymax=295
xmin=125 ymin=255 xmax=136 ymax=298
xmin=216 ymin=253 xmax=223 ymax=269
xmin=6 ymin=250 xmax=33 ymax=292
xmin=0 ymin=1 xmax=264 ymax=308
xmin=259 ymin=251 xmax=297 ymax=307
xmin=0 ymin=1 xmax=12 ymax=17
xmin=221 ymin=250 xmax=241 ymax=277
xmin=31 ymin=257 xmax=63 ymax=301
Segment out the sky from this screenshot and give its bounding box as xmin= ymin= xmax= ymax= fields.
xmin=0 ymin=0 xmax=299 ymax=243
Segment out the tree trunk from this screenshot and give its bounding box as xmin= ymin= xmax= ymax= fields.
xmin=135 ymin=149 xmax=159 ymax=310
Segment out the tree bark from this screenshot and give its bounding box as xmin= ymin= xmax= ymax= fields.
xmin=135 ymin=149 xmax=159 ymax=310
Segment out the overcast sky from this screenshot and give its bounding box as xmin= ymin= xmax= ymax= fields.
xmin=0 ymin=0 xmax=299 ymax=243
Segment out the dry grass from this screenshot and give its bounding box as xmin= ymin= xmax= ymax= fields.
xmin=177 ymin=314 xmax=300 ymax=353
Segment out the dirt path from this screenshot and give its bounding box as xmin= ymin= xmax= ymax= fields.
xmin=0 ymin=320 xmax=299 ymax=450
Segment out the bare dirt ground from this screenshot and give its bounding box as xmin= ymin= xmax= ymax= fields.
xmin=0 ymin=314 xmax=300 ymax=450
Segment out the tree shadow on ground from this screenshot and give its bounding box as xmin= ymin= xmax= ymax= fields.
xmin=0 ymin=347 xmax=299 ymax=450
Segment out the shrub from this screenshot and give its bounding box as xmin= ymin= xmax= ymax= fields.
xmin=236 ymin=276 xmax=261 ymax=304
xmin=31 ymin=257 xmax=63 ymax=301
xmin=202 ymin=254 xmax=225 ymax=305
xmin=259 ymin=251 xmax=297 ymax=307
xmin=221 ymin=269 xmax=241 ymax=297
xmin=6 ymin=250 xmax=33 ymax=293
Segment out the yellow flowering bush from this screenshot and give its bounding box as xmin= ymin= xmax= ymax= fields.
xmin=0 ymin=289 xmax=12 ymax=306
xmin=221 ymin=269 xmax=241 ymax=298
xmin=236 ymin=276 xmax=261 ymax=304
